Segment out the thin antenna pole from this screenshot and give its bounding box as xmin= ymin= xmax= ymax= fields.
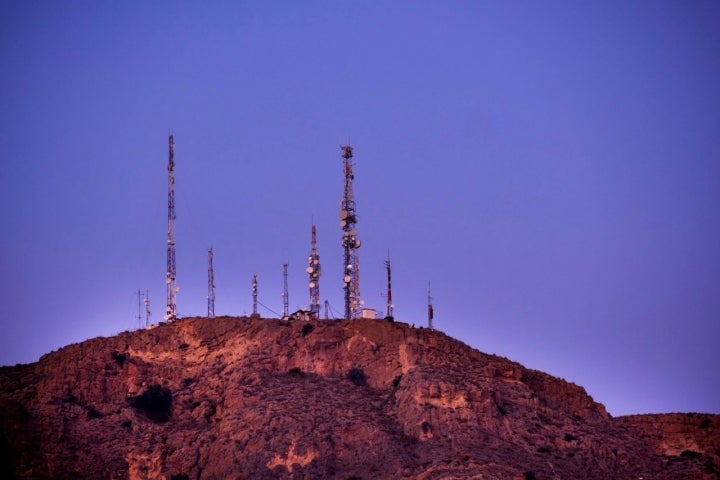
xmin=428 ymin=282 xmax=434 ymax=330
xmin=324 ymin=300 xmax=330 ymax=320
xmin=308 ymin=224 xmax=321 ymax=318
xmin=340 ymin=144 xmax=362 ymax=320
xmin=385 ymin=252 xmax=393 ymax=319
xmin=282 ymin=263 xmax=289 ymax=317
xmin=165 ymin=135 xmax=178 ymax=322
xmin=136 ymin=289 xmax=143 ymax=328
xmin=207 ymin=247 xmax=215 ymax=318
xmin=252 ymin=273 xmax=258 ymax=316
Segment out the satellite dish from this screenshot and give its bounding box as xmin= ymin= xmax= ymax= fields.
xmin=306 ymin=267 xmax=314 ymax=274
xmin=340 ymin=221 xmax=346 ymax=227
xmin=344 ymin=275 xmax=351 ymax=283
xmin=355 ymin=239 xmax=361 ymax=248
xmin=340 ymin=210 xmax=348 ymax=219
xmin=313 ymin=259 xmax=319 ymax=265
xmin=350 ymin=229 xmax=357 ymax=236
xmin=309 ymin=282 xmax=315 ymax=288
xmin=347 ymin=264 xmax=353 ymax=269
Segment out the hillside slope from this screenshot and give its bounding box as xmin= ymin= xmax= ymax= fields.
xmin=1 ymin=316 xmax=718 ymax=479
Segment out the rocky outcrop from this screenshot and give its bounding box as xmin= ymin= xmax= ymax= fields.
xmin=0 ymin=316 xmax=718 ymax=479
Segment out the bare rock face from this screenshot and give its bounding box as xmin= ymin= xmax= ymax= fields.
xmin=0 ymin=316 xmax=718 ymax=479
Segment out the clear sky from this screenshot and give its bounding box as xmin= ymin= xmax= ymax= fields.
xmin=1 ymin=1 xmax=719 ymax=416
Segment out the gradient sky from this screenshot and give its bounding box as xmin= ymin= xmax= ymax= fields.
xmin=1 ymin=1 xmax=719 ymax=416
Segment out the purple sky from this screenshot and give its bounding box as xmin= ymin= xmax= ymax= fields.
xmin=1 ymin=1 xmax=719 ymax=416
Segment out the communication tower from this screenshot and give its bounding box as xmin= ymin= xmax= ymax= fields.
xmin=165 ymin=135 xmax=178 ymax=322
xmin=324 ymin=300 xmax=330 ymax=320
xmin=385 ymin=253 xmax=394 ymax=319
xmin=282 ymin=263 xmax=289 ymax=317
xmin=307 ymin=224 xmax=321 ymax=317
xmin=252 ymin=273 xmax=258 ymax=316
xmin=340 ymin=145 xmax=362 ymax=320
xmin=428 ymin=282 xmax=434 ymax=330
xmin=207 ymin=247 xmax=215 ymax=318
xmin=144 ymin=289 xmax=151 ymax=326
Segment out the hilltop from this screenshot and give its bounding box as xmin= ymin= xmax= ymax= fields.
xmin=1 ymin=316 xmax=718 ymax=479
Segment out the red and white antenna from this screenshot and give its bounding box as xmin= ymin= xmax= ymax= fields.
xmin=252 ymin=273 xmax=258 ymax=316
xmin=207 ymin=247 xmax=215 ymax=318
xmin=308 ymin=224 xmax=322 ymax=318
xmin=165 ymin=135 xmax=178 ymax=322
xmin=385 ymin=252 xmax=394 ymax=319
xmin=282 ymin=263 xmax=289 ymax=318
xmin=144 ymin=289 xmax=151 ymax=327
xmin=340 ymin=145 xmax=362 ymax=319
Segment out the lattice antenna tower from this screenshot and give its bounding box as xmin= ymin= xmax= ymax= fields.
xmin=340 ymin=145 xmax=362 ymax=320
xmin=428 ymin=282 xmax=435 ymax=330
xmin=165 ymin=135 xmax=178 ymax=322
xmin=144 ymin=289 xmax=151 ymax=327
xmin=307 ymin=224 xmax=322 ymax=318
xmin=207 ymin=247 xmax=215 ymax=318
xmin=252 ymin=273 xmax=258 ymax=316
xmin=385 ymin=252 xmax=394 ymax=319
xmin=282 ymin=263 xmax=289 ymax=317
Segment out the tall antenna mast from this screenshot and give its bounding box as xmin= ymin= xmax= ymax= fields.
xmin=207 ymin=247 xmax=215 ymax=318
xmin=136 ymin=289 xmax=143 ymax=328
xmin=340 ymin=144 xmax=362 ymax=320
xmin=252 ymin=273 xmax=258 ymax=316
xmin=308 ymin=224 xmax=321 ymax=318
xmin=385 ymin=252 xmax=394 ymax=319
xmin=144 ymin=289 xmax=151 ymax=327
xmin=282 ymin=263 xmax=289 ymax=317
xmin=165 ymin=134 xmax=178 ymax=322
xmin=428 ymin=282 xmax=434 ymax=330
xmin=324 ymin=300 xmax=330 ymax=320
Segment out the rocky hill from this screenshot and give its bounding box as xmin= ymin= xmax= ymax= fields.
xmin=0 ymin=316 xmax=718 ymax=479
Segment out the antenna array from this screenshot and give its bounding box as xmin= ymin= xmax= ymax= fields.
xmin=207 ymin=247 xmax=215 ymax=318
xmin=428 ymin=283 xmax=434 ymax=330
xmin=144 ymin=289 xmax=151 ymax=326
xmin=252 ymin=273 xmax=258 ymax=316
xmin=282 ymin=263 xmax=289 ymax=317
xmin=385 ymin=253 xmax=394 ymax=319
xmin=165 ymin=135 xmax=178 ymax=321
xmin=340 ymin=145 xmax=362 ymax=320
xmin=307 ymin=224 xmax=322 ymax=317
